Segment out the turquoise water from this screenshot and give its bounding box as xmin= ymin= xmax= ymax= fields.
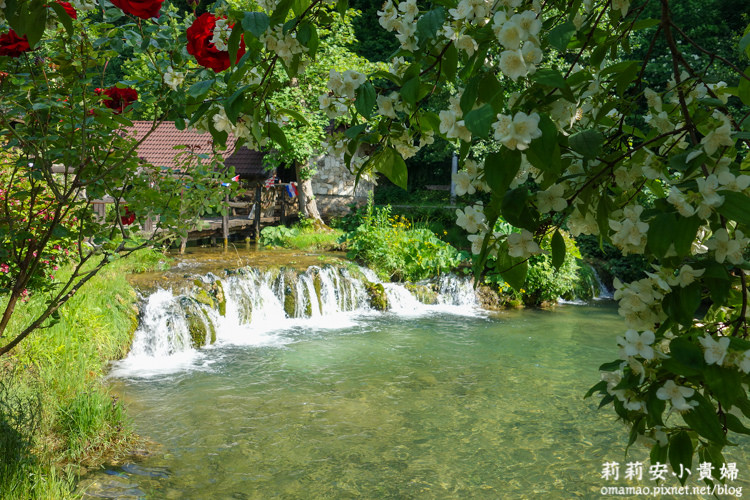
xmin=81 ymin=304 xmax=749 ymax=498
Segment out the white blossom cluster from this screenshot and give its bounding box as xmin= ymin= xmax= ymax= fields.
xmin=439 ymin=95 xmax=472 ymax=142
xmin=378 ymin=0 xmax=419 ymax=51
xmin=209 ymin=107 xmax=268 ymax=149
xmin=163 ymin=67 xmax=185 ymax=91
xmin=492 ymin=9 xmax=543 ymax=81
xmin=210 ymin=18 xmax=232 ymax=52
xmin=492 ymin=111 xmax=542 ymax=150
xmin=608 ymin=204 xmax=649 ymax=255
xmin=613 ymin=277 xmax=668 ymax=331
xmin=261 ymin=25 xmax=307 ymax=65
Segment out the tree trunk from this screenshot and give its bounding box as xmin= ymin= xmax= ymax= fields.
xmin=294 ymin=161 xmax=324 ymax=225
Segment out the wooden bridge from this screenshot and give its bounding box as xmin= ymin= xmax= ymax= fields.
xmin=92 ymin=183 xmax=299 ymax=252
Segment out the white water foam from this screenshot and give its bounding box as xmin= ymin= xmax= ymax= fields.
xmin=111 ymin=267 xmax=482 ymax=378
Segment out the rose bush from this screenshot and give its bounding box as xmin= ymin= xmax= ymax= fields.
xmin=0 ymin=29 xmax=30 ymax=57
xmin=110 ymin=0 xmax=164 ymax=19
xmin=99 ymin=86 xmax=138 ymax=114
xmin=187 ymin=13 xmax=246 ymax=73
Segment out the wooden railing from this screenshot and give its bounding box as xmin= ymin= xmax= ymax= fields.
xmin=89 ymin=183 xmax=299 ymax=249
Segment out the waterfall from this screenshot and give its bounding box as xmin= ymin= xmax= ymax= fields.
xmin=111 ymin=266 xmax=481 ymax=377
xmin=590 ymin=267 xmax=614 ymax=300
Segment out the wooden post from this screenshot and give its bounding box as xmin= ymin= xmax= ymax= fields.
xmin=254 ymin=185 xmax=262 ymax=240
xmin=180 ymin=236 xmax=188 ymax=254
xmin=222 ymin=192 xmax=229 ymax=250
xmin=280 ymin=187 xmax=286 ymax=225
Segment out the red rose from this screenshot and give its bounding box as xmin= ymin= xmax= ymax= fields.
xmin=110 ymin=0 xmax=163 ymax=19
xmin=0 ymin=30 xmax=31 ymax=58
xmin=101 ymin=86 xmax=138 ymax=114
xmin=187 ymin=13 xmax=245 ymax=73
xmin=120 ymin=206 xmax=136 ymax=226
xmin=51 ymin=1 xmax=77 ymax=19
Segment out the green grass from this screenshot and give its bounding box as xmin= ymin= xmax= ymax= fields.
xmin=0 ymin=249 xmax=169 ymax=499
xmin=260 ymin=224 xmax=344 ymax=252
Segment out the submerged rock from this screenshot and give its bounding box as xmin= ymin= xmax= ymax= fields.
xmin=404 ymin=283 xmax=439 ymax=305
xmin=364 ymin=281 xmax=388 ymax=311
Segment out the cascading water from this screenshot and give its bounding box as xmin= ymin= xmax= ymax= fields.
xmin=111 ymin=265 xmax=481 ymax=377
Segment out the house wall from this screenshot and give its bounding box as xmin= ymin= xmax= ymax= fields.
xmin=311 ymin=155 xmax=373 ymax=218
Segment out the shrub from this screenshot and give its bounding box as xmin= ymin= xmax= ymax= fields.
xmin=342 ymin=203 xmax=463 ymax=281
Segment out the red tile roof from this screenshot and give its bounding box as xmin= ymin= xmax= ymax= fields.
xmin=128 ymin=121 xmax=269 ymax=178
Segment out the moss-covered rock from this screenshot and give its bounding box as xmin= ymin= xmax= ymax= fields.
xmin=405 ymin=283 xmax=439 ymax=304
xmin=364 ymin=281 xmax=388 ymax=311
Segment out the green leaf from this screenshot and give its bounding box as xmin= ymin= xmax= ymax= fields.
xmin=739 ymin=67 xmax=750 ymax=106
xmin=442 ymin=43 xmax=458 ymax=82
xmin=741 ymin=31 xmax=750 ymax=58
xmin=267 ymin=122 xmax=288 ymax=149
xmin=344 ymin=123 xmax=366 ymax=139
xmin=223 ymin=85 xmax=250 ymax=123
xmin=551 ymin=230 xmax=565 ymax=270
xmin=416 ymin=7 xmax=445 ymax=41
xmin=497 ymin=245 xmax=528 ymax=291
xmin=662 ymin=284 xmax=701 ymax=326
xmin=647 ymin=213 xmax=676 ymax=258
xmin=662 ymin=337 xmax=704 ymax=376
xmin=401 ymin=77 xmax=420 ymax=106
xmin=672 ymin=215 xmax=702 ymax=257
xmin=270 ymin=0 xmax=294 ymax=25
xmin=460 ymin=76 xmax=480 ymax=116
xmin=188 ymin=79 xmax=215 ymax=99
xmin=717 ymin=190 xmax=750 ymax=226
xmin=242 ymin=12 xmax=270 ymax=38
xmin=682 ymin=392 xmax=726 ymax=445
xmin=703 ymin=365 xmax=743 ymax=408
xmin=277 ymin=108 xmax=309 ymax=126
xmin=369 ymin=147 xmax=407 ymax=190
xmin=228 ymin=24 xmax=244 ymax=69
xmin=463 ymin=104 xmax=494 ymax=139
xmin=526 ymin=115 xmax=561 ymax=175
xmin=569 ymin=129 xmax=603 ymax=160
xmin=297 ymin=21 xmax=318 ymax=56
xmin=354 ymin=82 xmax=376 ymax=119
xmin=668 ymin=431 xmax=693 ymax=485
xmin=502 ymin=188 xmax=538 ymax=231
xmin=478 ymin=73 xmax=504 ymax=112
xmin=726 ymin=413 xmax=750 ymax=435
xmin=49 ymin=2 xmax=74 ymax=35
xmin=484 ymin=148 xmax=521 ymax=194
xmin=530 ymin=69 xmax=574 ymax=102
xmin=584 ymin=380 xmax=608 ymax=398
xmin=548 ymin=20 xmax=576 ymax=51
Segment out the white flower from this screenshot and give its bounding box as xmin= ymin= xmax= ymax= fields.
xmin=455 ymin=34 xmax=478 ymax=56
xmin=163 ymin=67 xmax=185 ymax=91
xmin=608 ymin=205 xmax=649 ymax=255
xmin=468 ymin=232 xmax=485 ymax=255
xmin=211 ymin=18 xmax=231 ymax=51
xmin=666 ymin=187 xmax=696 ymax=217
xmin=492 ymin=111 xmax=542 ymax=150
xmin=535 ymin=183 xmax=567 ymax=213
xmin=499 ymin=49 xmax=528 ymax=81
xmin=453 ymin=170 xmax=476 ymax=196
xmin=455 ymin=204 xmax=485 ymax=233
xmin=668 ymin=265 xmax=705 ymax=288
xmin=699 ymin=335 xmax=730 ymax=366
xmin=507 ymin=229 xmax=541 ymax=258
xmin=739 ymin=350 xmax=750 ymax=373
xmin=497 ymin=21 xmax=524 ymax=49
xmin=612 ymin=0 xmax=630 ymax=16
xmin=617 ymin=330 xmax=655 ymax=360
xmin=514 ymin=10 xmax=541 ymax=36
xmin=212 ymin=109 xmax=233 ymax=134
xmin=656 ymin=380 xmax=696 ymax=411
xmin=377 ymin=92 xmax=399 ymax=118
xmin=701 ymin=117 xmax=734 ymax=156
xmin=707 ymin=228 xmax=748 ymax=265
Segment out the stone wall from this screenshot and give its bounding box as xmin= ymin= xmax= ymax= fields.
xmin=311 ymin=154 xmax=374 ymax=218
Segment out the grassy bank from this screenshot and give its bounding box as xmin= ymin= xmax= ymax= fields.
xmin=0 ymin=250 xmax=168 ymax=499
